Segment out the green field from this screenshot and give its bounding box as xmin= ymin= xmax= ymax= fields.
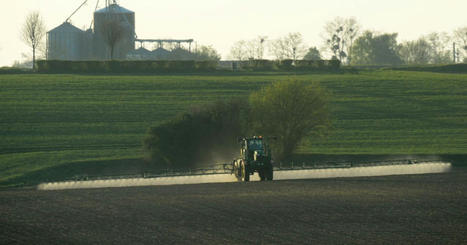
xmin=1 ymin=70 xmax=467 ymax=187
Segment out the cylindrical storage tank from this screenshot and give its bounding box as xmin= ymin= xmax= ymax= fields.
xmin=47 ymin=22 xmax=85 ymax=60
xmin=93 ymin=4 xmax=135 ymax=60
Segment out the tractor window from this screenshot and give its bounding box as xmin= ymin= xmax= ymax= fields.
xmin=248 ymin=139 xmax=263 ymax=150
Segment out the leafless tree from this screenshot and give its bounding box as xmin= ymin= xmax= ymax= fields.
xmin=269 ymin=33 xmax=306 ymax=61
xmin=229 ymin=40 xmax=248 ymax=60
xmin=424 ymin=32 xmax=452 ymax=64
xmin=322 ymin=17 xmax=360 ymax=64
xmin=20 ymin=11 xmax=46 ymax=70
xmin=255 ymin=36 xmax=268 ymax=60
xmin=229 ymin=36 xmax=268 ymax=60
xmin=453 ymin=27 xmax=467 ymax=62
xmin=98 ymin=18 xmax=127 ymax=60
xmin=399 ymin=39 xmax=433 ymax=65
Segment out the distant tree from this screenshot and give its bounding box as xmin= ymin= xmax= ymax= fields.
xmin=398 ymin=33 xmax=454 ymax=65
xmin=256 ymin=36 xmax=268 ymax=60
xmin=269 ymin=32 xmax=306 ymax=60
xmin=425 ymin=32 xmax=452 ymax=64
xmin=303 ymin=47 xmax=322 ymax=60
xmin=230 ymin=40 xmax=248 ymax=60
xmin=12 ymin=60 xmax=32 ymax=69
xmin=323 ymin=17 xmax=360 ymax=64
xmin=98 ymin=18 xmax=128 ymax=60
xmin=229 ymin=36 xmax=268 ymax=60
xmin=245 ymin=36 xmax=268 ymax=60
xmin=399 ymin=39 xmax=433 ymax=65
xmin=194 ymin=45 xmax=221 ymax=61
xmin=20 ymin=11 xmax=46 ymax=70
xmin=249 ymin=80 xmax=330 ymax=160
xmin=326 ymin=26 xmax=346 ymax=61
xmin=453 ymin=27 xmax=467 ymax=62
xmin=350 ymin=31 xmax=402 ymax=66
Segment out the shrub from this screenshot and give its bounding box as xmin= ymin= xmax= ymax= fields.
xmin=143 ymin=99 xmax=249 ymax=169
xmin=35 ymin=59 xmax=340 ymax=73
xmin=249 ymin=79 xmax=330 ymax=160
xmin=36 ymin=60 xmax=217 ymax=73
xmin=391 ymin=64 xmax=467 ymax=73
xmin=278 ymin=59 xmax=294 ymax=70
xmin=240 ymin=59 xmax=276 ymax=71
xmin=0 ymin=67 xmax=33 ymax=74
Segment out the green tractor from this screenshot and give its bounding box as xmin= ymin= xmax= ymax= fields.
xmin=232 ymin=136 xmax=274 ymax=182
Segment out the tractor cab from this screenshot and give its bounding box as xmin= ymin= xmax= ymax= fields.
xmin=241 ymin=136 xmax=269 ymax=160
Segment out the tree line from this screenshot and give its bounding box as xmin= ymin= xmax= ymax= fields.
xmin=19 ymin=12 xmax=467 ymax=68
xmin=229 ymin=17 xmax=467 ymax=66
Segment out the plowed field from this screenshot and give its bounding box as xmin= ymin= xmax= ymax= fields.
xmin=1 ymin=169 xmax=467 ymax=244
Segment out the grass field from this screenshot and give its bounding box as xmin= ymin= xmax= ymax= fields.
xmin=1 ymin=70 xmax=467 ymax=187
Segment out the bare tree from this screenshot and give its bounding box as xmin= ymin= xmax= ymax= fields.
xmin=229 ymin=40 xmax=248 ymax=60
xmin=244 ymin=36 xmax=268 ymax=59
xmin=399 ymin=39 xmax=433 ymax=65
xmin=399 ymin=33 xmax=455 ymax=65
xmin=453 ymin=27 xmax=467 ymax=62
xmin=256 ymin=36 xmax=268 ymax=60
xmin=269 ymin=32 xmax=306 ymax=61
xmin=229 ymin=36 xmax=268 ymax=60
xmin=322 ymin=17 xmax=360 ymax=64
xmin=98 ymin=18 xmax=127 ymax=60
xmin=20 ymin=11 xmax=46 ymax=70
xmin=424 ymin=32 xmax=452 ymax=64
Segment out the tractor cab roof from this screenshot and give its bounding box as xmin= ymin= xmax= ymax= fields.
xmin=245 ymin=136 xmax=264 ymax=140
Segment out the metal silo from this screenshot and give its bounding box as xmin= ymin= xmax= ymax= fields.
xmin=47 ymin=22 xmax=85 ymax=60
xmin=93 ymin=4 xmax=135 ymax=60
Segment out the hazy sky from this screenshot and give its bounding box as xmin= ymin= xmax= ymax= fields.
xmin=1 ymin=0 xmax=466 ymax=66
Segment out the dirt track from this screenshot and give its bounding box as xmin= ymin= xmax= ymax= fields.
xmin=1 ymin=169 xmax=467 ymax=244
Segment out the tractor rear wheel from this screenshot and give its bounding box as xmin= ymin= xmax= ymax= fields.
xmin=242 ymin=161 xmax=250 ymax=182
xmin=266 ymin=166 xmax=273 ymax=181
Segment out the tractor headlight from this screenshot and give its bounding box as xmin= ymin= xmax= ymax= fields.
xmin=254 ymin=150 xmax=260 ymax=161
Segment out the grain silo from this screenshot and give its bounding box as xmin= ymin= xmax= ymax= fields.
xmin=93 ymin=4 xmax=135 ymax=60
xmin=47 ymin=22 xmax=86 ymax=60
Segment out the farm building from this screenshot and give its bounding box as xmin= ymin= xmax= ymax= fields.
xmin=46 ymin=22 xmax=93 ymax=60
xmin=46 ymin=2 xmax=193 ymax=61
xmin=92 ymin=4 xmax=135 ymax=60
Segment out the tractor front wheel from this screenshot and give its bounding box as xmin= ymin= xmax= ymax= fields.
xmin=258 ymin=169 xmax=266 ymax=181
xmin=234 ymin=160 xmax=242 ymax=182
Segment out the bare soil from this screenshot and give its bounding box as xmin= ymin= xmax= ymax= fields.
xmin=1 ymin=168 xmax=467 ymax=244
